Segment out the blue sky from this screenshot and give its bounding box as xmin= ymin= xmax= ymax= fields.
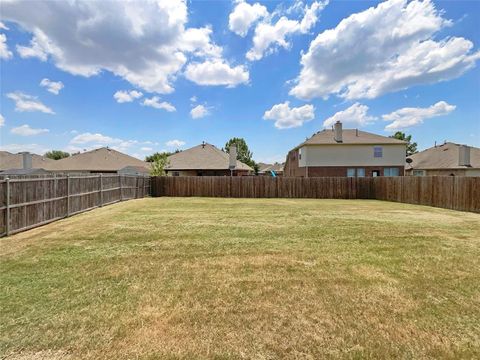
xmin=1 ymin=0 xmax=479 ymax=163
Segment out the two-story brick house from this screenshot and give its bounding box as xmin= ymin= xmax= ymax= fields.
xmin=284 ymin=122 xmax=406 ymax=177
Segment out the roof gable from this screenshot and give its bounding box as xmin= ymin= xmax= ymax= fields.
xmin=166 ymin=143 xmax=252 ymax=171
xmin=46 ymin=147 xmax=150 ymax=171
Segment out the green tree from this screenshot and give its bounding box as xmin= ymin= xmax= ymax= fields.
xmin=150 ymin=153 xmax=169 ymax=176
xmin=224 ymin=137 xmax=256 ymax=170
xmin=390 ymin=131 xmax=418 ymax=156
xmin=145 ymin=151 xmax=179 ymax=163
xmin=44 ymin=150 xmax=70 ymax=160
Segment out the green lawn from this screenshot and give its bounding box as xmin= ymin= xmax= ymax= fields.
xmin=1 ymin=198 xmax=479 ymax=359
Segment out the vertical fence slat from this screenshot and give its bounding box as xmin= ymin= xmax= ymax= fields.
xmin=150 ymin=176 xmax=479 ymax=213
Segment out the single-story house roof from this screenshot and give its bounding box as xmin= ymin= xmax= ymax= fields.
xmin=295 ymin=129 xmax=406 ymax=149
xmin=259 ymin=163 xmax=284 ymax=173
xmin=406 ymin=142 xmax=480 ymax=170
xmin=257 ymin=163 xmax=271 ymax=172
xmin=118 ymin=165 xmax=151 ymax=175
xmin=166 ymin=143 xmax=253 ymax=171
xmin=0 ymin=151 xmax=56 ymax=170
xmin=0 ymin=168 xmax=50 ymax=176
xmin=46 ymin=147 xmax=151 ymax=172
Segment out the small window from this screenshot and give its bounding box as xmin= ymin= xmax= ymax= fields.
xmin=357 ymin=168 xmax=365 ymax=177
xmin=172 ymin=171 xmax=180 ymax=177
xmin=298 ymin=148 xmax=302 ymax=160
xmin=374 ymin=146 xmax=383 ymax=158
xmin=347 ymin=168 xmax=356 ymax=177
xmin=413 ymin=170 xmax=425 ymax=176
xmin=384 ymin=168 xmax=399 ymax=177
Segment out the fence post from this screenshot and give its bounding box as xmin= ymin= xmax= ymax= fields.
xmin=5 ymin=178 xmax=10 ymax=236
xmin=66 ymin=174 xmax=70 ymax=217
xmin=99 ymin=174 xmax=103 ymax=207
xmin=120 ymin=175 xmax=124 ymax=201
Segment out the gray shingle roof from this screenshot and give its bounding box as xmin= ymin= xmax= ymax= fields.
xmin=0 ymin=151 xmax=56 ymax=170
xmin=296 ymin=129 xmax=406 ymax=148
xmin=46 ymin=147 xmax=150 ymax=172
xmin=407 ymin=142 xmax=480 ymax=170
xmin=166 ymin=143 xmax=253 ymax=171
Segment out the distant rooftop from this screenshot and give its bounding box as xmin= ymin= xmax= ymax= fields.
xmin=407 ymin=142 xmax=480 ymax=170
xmin=166 ymin=143 xmax=253 ymax=171
xmin=297 ymin=129 xmax=406 ymax=148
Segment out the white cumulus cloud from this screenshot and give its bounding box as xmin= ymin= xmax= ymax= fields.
xmin=114 ymin=90 xmax=143 ymax=103
xmin=0 ymin=33 xmax=13 ymax=59
xmin=229 ymin=1 xmax=268 ymax=37
xmin=11 ymin=124 xmax=49 ymax=136
xmin=0 ymin=113 xmax=5 ymax=127
xmin=40 ymin=78 xmax=64 ymax=95
xmin=6 ymin=92 xmax=55 ymax=114
xmin=263 ymin=101 xmax=315 ymax=129
xmin=166 ymin=139 xmax=186 ymax=148
xmin=323 ymin=103 xmax=376 ymax=128
xmin=185 ymin=59 xmax=249 ymax=87
xmin=290 ymin=0 xmax=480 ymax=100
xmin=1 ymin=0 xmax=231 ymax=93
xmin=246 ymin=1 xmax=328 ymax=61
xmin=141 ymin=96 xmax=176 ymax=112
xmin=190 ymin=104 xmax=210 ymax=119
xmin=383 ymin=101 xmax=456 ymax=131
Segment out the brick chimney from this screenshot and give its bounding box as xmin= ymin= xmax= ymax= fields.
xmin=21 ymin=152 xmax=32 ymax=169
xmin=458 ymin=145 xmax=471 ymax=166
xmin=334 ymin=121 xmax=343 ymax=143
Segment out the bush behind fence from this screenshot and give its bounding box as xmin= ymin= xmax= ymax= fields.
xmin=152 ymin=176 xmax=480 ymax=213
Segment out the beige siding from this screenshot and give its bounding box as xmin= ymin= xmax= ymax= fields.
xmin=299 ymin=144 xmax=406 ymax=167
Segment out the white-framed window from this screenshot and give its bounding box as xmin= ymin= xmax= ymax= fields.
xmin=413 ymin=170 xmax=425 ymax=176
xmin=298 ymin=147 xmax=302 ymax=160
xmin=373 ymin=146 xmax=383 ymax=158
xmin=347 ymin=168 xmax=356 ymax=177
xmin=357 ymin=168 xmax=365 ymax=177
xmin=384 ymin=168 xmax=400 ymax=176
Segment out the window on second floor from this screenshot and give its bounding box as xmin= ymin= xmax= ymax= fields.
xmin=373 ymin=146 xmax=383 ymax=158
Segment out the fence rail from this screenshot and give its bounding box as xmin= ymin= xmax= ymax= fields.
xmin=152 ymin=176 xmax=480 ymax=213
xmin=0 ymin=174 xmax=150 ymax=237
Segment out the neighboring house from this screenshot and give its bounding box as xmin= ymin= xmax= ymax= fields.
xmin=165 ymin=142 xmax=253 ymax=176
xmin=405 ymin=142 xmax=480 ymax=176
xmin=47 ymin=147 xmax=151 ymax=174
xmin=258 ymin=162 xmax=284 ymax=176
xmin=118 ymin=165 xmax=151 ymax=176
xmin=0 ymin=151 xmax=55 ymax=171
xmin=0 ymin=168 xmax=51 ymax=176
xmin=284 ymin=121 xmax=406 ymax=177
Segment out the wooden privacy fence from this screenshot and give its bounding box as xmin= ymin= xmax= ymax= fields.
xmin=0 ymin=174 xmax=150 ymax=237
xmin=152 ymin=176 xmax=480 ymax=213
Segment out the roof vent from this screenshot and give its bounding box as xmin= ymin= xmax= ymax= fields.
xmin=334 ymin=121 xmax=343 ymax=143
xmin=201 ymin=141 xmax=206 ymax=149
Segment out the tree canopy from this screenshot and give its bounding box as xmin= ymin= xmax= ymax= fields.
xmin=389 ymin=131 xmax=418 ymax=156
xmin=145 ymin=151 xmax=179 ymax=163
xmin=150 ymin=153 xmax=169 ymax=176
xmin=44 ymin=150 xmax=70 ymax=160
